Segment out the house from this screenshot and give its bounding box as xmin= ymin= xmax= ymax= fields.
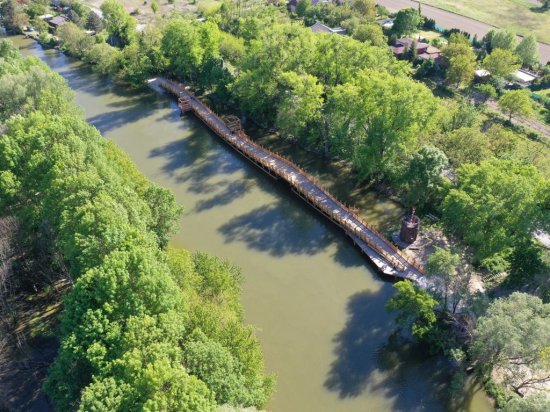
xmin=310 ymin=22 xmax=347 ymax=35
xmin=474 ymin=69 xmax=491 ymax=82
xmin=512 ymin=69 xmax=538 ymax=86
xmin=48 ymin=16 xmax=68 ymax=29
xmin=378 ymin=18 xmax=394 ymax=29
xmin=391 ymin=38 xmax=441 ymax=61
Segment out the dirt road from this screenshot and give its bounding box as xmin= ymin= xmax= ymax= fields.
xmin=378 ymin=0 xmax=550 ymax=64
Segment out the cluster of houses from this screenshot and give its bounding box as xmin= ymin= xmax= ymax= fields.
xmin=390 ymin=37 xmax=442 ymax=62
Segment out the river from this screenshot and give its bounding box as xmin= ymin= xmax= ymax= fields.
xmin=9 ymin=36 xmax=493 ymax=412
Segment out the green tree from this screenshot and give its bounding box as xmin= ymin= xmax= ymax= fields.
xmin=440 ymin=127 xmax=491 ymax=166
xmin=490 ymin=28 xmax=517 ymax=51
xmin=351 ymin=23 xmax=387 ymax=47
xmin=0 ymin=0 xmax=29 ymax=33
xmin=151 ymin=0 xmax=159 ymax=14
xmin=442 ymin=34 xmax=476 ymax=88
xmin=328 ymin=69 xmax=438 ymax=180
xmin=442 ymin=160 xmax=548 ymax=262
xmin=426 ymin=247 xmax=460 ymax=310
xmin=386 ymin=280 xmax=438 ymax=340
xmin=484 ymin=48 xmax=521 ymax=78
xmin=1 ymin=46 xmax=273 ymax=411
xmin=275 ymin=71 xmax=324 ymax=148
xmin=162 ymin=18 xmax=220 ymax=84
xmin=392 ymin=8 xmax=421 ymax=37
xmin=295 ymin=0 xmax=311 ymax=16
xmin=499 ymin=89 xmax=533 ymax=121
xmin=485 ymin=124 xmax=517 ymax=157
xmin=515 ymin=34 xmax=539 ymax=67
xmin=446 ymin=54 xmax=475 ymax=88
xmin=502 ymin=393 xmax=550 ymax=412
xmin=83 ymin=42 xmax=122 ymax=76
xmin=85 ymin=11 xmax=104 ymax=32
xmin=143 ymin=184 xmax=183 ymax=248
xmin=402 ymin=145 xmax=448 ymax=209
xmin=474 ymin=83 xmax=497 ymax=103
xmin=67 ymin=9 xmax=82 ymax=26
xmin=351 ymin=0 xmax=376 ymax=19
xmin=442 ymin=33 xmax=473 ymax=61
xmin=101 ymin=0 xmax=137 ymax=47
xmin=471 ymin=293 xmax=550 ymax=395
xmin=56 ymin=22 xmax=95 ymax=58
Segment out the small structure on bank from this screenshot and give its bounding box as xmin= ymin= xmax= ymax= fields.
xmin=400 ymin=207 xmax=420 ymax=244
xmin=223 ymin=115 xmax=243 ymax=134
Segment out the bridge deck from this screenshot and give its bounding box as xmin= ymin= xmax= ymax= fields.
xmin=154 ymin=78 xmax=427 ymax=287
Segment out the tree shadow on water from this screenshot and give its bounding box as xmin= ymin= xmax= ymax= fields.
xmin=217 ymin=197 xmax=335 ymax=257
xmin=325 ymin=288 xmax=454 ymax=412
xmin=149 ymin=120 xmax=243 ymax=192
xmin=194 ymin=179 xmax=252 ymax=212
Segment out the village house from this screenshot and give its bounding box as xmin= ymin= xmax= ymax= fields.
xmin=47 ymin=15 xmax=68 ymax=30
xmin=310 ymin=22 xmax=347 ymax=35
xmin=512 ymin=68 xmax=538 ymax=86
xmin=391 ymin=38 xmax=442 ymax=62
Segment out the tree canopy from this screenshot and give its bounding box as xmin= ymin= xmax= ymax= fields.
xmin=0 ymin=39 xmax=273 ymax=411
xmin=471 ymin=292 xmax=550 ymax=396
xmin=442 ymin=160 xmax=549 ymax=263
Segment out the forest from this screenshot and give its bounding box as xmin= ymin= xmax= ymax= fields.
xmin=0 ymin=40 xmax=273 ymax=410
xmin=1 ymin=0 xmax=550 ymax=409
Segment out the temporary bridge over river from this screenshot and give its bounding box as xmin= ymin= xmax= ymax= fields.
xmin=155 ymin=78 xmax=428 ymax=287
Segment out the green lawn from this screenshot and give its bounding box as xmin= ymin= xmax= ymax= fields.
xmin=420 ymin=0 xmax=550 ymax=44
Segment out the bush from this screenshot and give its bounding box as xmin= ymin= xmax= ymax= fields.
xmin=423 ymin=17 xmax=436 ymax=30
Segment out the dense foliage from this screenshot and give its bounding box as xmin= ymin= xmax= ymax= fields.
xmin=13 ymin=0 xmax=545 ymax=286
xmin=3 ymin=0 xmax=550 ymax=407
xmin=0 ymin=40 xmax=273 ymax=411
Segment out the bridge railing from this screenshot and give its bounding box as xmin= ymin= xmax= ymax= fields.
xmin=159 ymin=80 xmax=424 ymax=275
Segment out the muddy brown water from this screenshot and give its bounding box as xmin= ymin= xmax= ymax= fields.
xmin=8 ymin=36 xmax=493 ymax=412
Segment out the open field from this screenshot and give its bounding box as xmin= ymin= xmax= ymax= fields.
xmin=420 ymin=0 xmax=550 ymax=44
xmin=378 ymin=0 xmax=550 ymax=63
xmin=85 ymin=0 xmax=197 ymax=25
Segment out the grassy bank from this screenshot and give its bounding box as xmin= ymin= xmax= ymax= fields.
xmin=420 ymin=0 xmax=550 ymax=44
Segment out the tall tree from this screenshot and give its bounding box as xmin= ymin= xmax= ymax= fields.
xmin=471 ymin=293 xmax=550 ymax=396
xmin=426 ymin=247 xmax=460 ymax=310
xmin=442 ymin=159 xmax=549 ymax=262
xmin=0 ymin=0 xmax=29 ymax=33
xmin=401 ymin=145 xmax=448 ymax=209
xmin=275 ymin=71 xmax=324 ymax=148
xmin=443 ymin=33 xmax=476 ymax=88
xmin=446 ymin=54 xmax=475 ymax=88
xmin=499 ymin=89 xmax=533 ymax=121
xmin=515 ymin=34 xmax=540 ymax=67
xmin=392 ymin=8 xmax=421 ymax=37
xmin=490 ymin=28 xmax=517 ymax=51
xmin=327 ymin=69 xmax=438 ymax=180
xmin=386 ymin=280 xmax=438 ymax=340
xmin=351 ymin=0 xmax=376 ymax=19
xmin=101 ymin=0 xmax=137 ymax=47
xmin=483 ymin=48 xmax=521 ymax=78
xmin=85 ymin=11 xmax=104 ymax=32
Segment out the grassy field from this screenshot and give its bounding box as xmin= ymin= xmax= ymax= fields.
xmin=86 ymin=0 xmax=198 ymax=25
xmin=420 ymin=0 xmax=550 ymax=44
